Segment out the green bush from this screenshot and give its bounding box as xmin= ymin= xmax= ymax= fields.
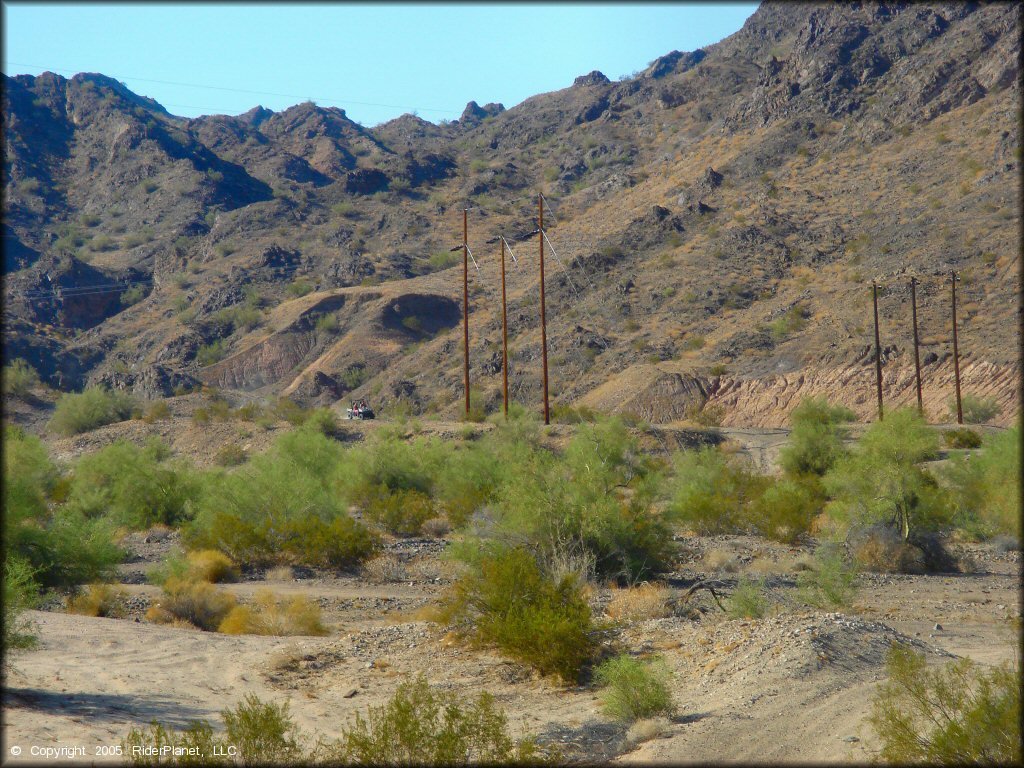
xmin=439 ymin=546 xmax=595 ymax=683
xmin=666 ymin=447 xmax=768 ymax=535
xmin=3 ymin=556 xmax=39 ymax=655
xmin=286 ymin=279 xmax=313 ymax=298
xmin=48 ymin=386 xmax=140 ymax=435
xmin=315 ymin=312 xmax=340 ymax=334
xmin=796 ymin=548 xmax=858 ymax=609
xmin=123 ymin=694 xmax=300 ymax=766
xmin=213 ymin=444 xmax=247 ymax=467
xmin=3 ymin=429 xmax=123 ymax=588
xmin=749 ymin=476 xmax=822 ymax=543
xmin=65 ymin=440 xmax=201 ymax=529
xmin=337 ymin=674 xmax=541 ymax=764
xmin=3 ymin=358 xmax=41 ymax=399
xmin=485 ymin=418 xmax=675 ymax=583
xmin=186 ymin=432 xmax=378 ymax=568
xmin=428 ymin=250 xmax=461 ymax=271
xmin=943 ymin=427 xmax=983 ymax=449
xmin=867 ymin=644 xmax=1020 ymax=764
xmin=222 ymin=693 xmax=303 ymax=764
xmin=726 ymin=577 xmax=768 ymax=619
xmin=950 ymin=395 xmax=1002 ymax=424
xmin=363 ymin=487 xmax=435 ymax=537
xmin=196 ymin=340 xmax=227 ymax=367
xmin=769 ymin=304 xmax=810 ymax=341
xmin=823 ymin=409 xmax=948 ymax=540
xmin=594 ymin=654 xmax=675 ymax=724
xmin=121 ymin=285 xmax=147 ymax=306
xmin=779 ymin=398 xmax=855 ymax=477
xmin=944 ymin=427 xmax=1020 ymax=539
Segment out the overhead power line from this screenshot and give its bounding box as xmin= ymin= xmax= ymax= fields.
xmin=4 ymin=60 xmax=459 ymax=116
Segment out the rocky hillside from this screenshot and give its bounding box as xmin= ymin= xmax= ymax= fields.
xmin=3 ymin=1 xmax=1020 ymax=426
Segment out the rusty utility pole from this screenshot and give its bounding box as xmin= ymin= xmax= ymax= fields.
xmin=951 ymin=270 xmax=962 ymax=425
xmin=872 ymin=282 xmax=884 ymax=421
xmin=462 ymin=208 xmax=470 ymax=417
xmin=500 ymin=237 xmax=509 ymax=419
xmin=538 ymin=195 xmax=550 ymax=425
xmin=910 ymin=277 xmax=923 ymax=415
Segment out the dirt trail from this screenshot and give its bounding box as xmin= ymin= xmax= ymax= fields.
xmin=4 ymin=536 xmax=1018 ymax=765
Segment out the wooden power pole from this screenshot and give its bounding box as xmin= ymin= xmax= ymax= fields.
xmin=538 ymin=195 xmax=550 ymax=425
xmin=872 ymin=282 xmax=884 ymax=421
xmin=910 ymin=277 xmax=924 ymax=415
xmin=951 ymin=271 xmax=963 ymax=425
xmin=462 ymin=208 xmax=470 ymax=418
xmin=500 ymin=237 xmax=509 ymax=418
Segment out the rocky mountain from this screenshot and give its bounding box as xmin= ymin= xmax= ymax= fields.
xmin=3 ymin=1 xmax=1020 ymax=426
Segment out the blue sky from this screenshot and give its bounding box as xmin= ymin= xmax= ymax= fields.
xmin=3 ymin=3 xmax=758 ymax=126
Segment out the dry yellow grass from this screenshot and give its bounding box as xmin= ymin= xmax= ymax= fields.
xmin=606 ymin=583 xmax=675 ymax=621
xmin=146 ymin=577 xmax=237 ymax=631
xmin=67 ymin=584 xmax=129 ymax=618
xmin=186 ymin=549 xmax=239 ymax=583
xmin=217 ymin=589 xmax=328 ymax=636
xmin=703 ymin=549 xmax=740 ymax=573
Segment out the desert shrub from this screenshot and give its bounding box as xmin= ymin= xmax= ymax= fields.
xmin=67 ymin=583 xmax=129 ymax=618
xmin=187 ymin=433 xmax=378 ymax=568
xmin=796 ymin=548 xmax=857 ymax=608
xmin=3 ymin=358 xmax=41 ymax=399
xmin=359 ymin=553 xmax=408 ymax=583
xmin=943 ymin=427 xmax=982 ymax=449
xmin=286 ymin=279 xmax=313 ymax=298
xmin=186 ymin=550 xmax=239 ymax=583
xmin=336 ymin=431 xmax=447 ymax=505
xmin=196 ymin=340 xmax=227 ymax=367
xmin=944 ymin=426 xmax=1020 ymax=539
xmin=218 ymin=589 xmax=327 ymax=636
xmin=363 ymin=487 xmax=435 ymax=537
xmin=145 ymin=577 xmax=236 ymax=631
xmin=222 ymin=694 xmax=304 ymax=765
xmin=433 ymin=443 xmax=505 ymax=527
xmin=769 ymin=304 xmax=810 ymax=341
xmin=315 ymin=312 xmax=340 ymax=334
xmin=726 ymin=577 xmax=768 ymax=619
xmin=3 ymin=556 xmax=39 ymax=654
xmin=121 ymin=285 xmax=147 ymax=305
xmin=594 ymin=655 xmax=675 ymax=724
xmin=848 ymin=523 xmax=958 ymax=574
xmin=606 ymin=583 xmax=674 ymax=621
xmin=214 ymin=443 xmax=247 ymax=467
xmin=123 ymin=694 xmax=301 ymax=766
xmin=304 ymin=407 xmax=347 ymax=439
xmin=439 ymin=546 xmax=595 ymax=683
xmin=336 ymin=674 xmax=540 ymax=764
xmin=684 ymin=402 xmax=725 ymax=428
xmin=141 ymin=400 xmax=172 ymax=423
xmin=123 ymin=720 xmax=227 ymax=766
xmin=779 ymin=398 xmax=855 ymax=477
xmin=48 ymin=386 xmax=140 ymax=435
xmin=867 ymin=644 xmax=1020 ymax=764
xmin=271 ymin=396 xmax=310 ymax=426
xmin=666 ymin=447 xmax=768 ymax=534
xmin=427 ymin=250 xmax=461 ymax=271
xmin=484 ymin=418 xmax=675 ymax=583
xmin=65 ymin=440 xmax=201 ymax=529
xmin=950 ymin=394 xmax=1002 ymax=424
xmin=4 ymin=430 xmax=123 ymax=587
xmin=823 ymin=409 xmax=949 ymax=540
xmin=750 ymin=476 xmax=822 ymax=543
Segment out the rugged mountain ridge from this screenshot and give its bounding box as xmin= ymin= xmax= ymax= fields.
xmin=3 ymin=1 xmax=1020 ymax=426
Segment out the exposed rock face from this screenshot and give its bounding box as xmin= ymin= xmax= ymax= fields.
xmin=573 ymin=71 xmax=611 ymax=87
xmin=91 ymin=364 xmax=200 ymax=399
